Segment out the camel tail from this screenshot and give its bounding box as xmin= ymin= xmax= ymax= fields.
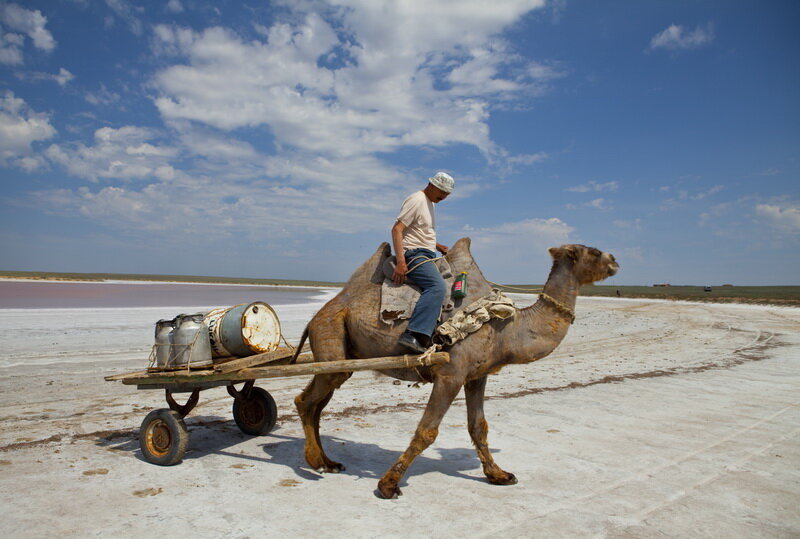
xmin=290 ymin=325 xmax=309 ymax=364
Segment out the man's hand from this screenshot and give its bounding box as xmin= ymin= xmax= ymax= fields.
xmin=436 ymin=243 xmax=449 ymax=256
xmin=391 ymin=220 xmax=409 ymax=284
xmin=393 ymin=258 xmax=408 ymax=285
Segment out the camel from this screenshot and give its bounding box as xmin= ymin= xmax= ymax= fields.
xmin=292 ymin=237 xmax=619 ymax=498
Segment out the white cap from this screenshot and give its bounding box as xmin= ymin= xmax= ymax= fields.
xmin=429 ymin=171 xmax=454 ymax=193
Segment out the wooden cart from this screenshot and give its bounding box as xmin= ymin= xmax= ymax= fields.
xmin=105 ymin=345 xmax=449 ymax=466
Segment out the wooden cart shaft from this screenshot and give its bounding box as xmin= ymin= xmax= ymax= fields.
xmin=105 ymin=350 xmax=449 ymax=388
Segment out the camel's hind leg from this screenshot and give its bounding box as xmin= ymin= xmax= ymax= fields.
xmin=377 ymin=373 xmax=463 ymax=499
xmin=465 ymin=376 xmax=517 ymax=485
xmin=294 ymin=309 xmax=352 ymax=472
xmin=295 ymin=372 xmax=351 ymax=472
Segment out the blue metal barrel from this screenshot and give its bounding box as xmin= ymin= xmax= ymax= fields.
xmin=204 ymin=302 xmax=281 ymax=359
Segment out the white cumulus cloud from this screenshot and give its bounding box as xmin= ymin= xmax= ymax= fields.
xmin=690 ymin=184 xmax=723 ymax=200
xmin=27 ymin=1 xmax=559 ymax=244
xmin=104 ymin=0 xmax=144 ymax=35
xmin=464 ymin=216 xmax=575 ymax=281
xmin=16 ymin=67 xmax=74 ymax=86
xmin=566 ymin=180 xmax=618 ymax=193
xmin=0 ymin=90 xmax=56 ymax=169
xmin=649 ymin=23 xmax=714 ymax=51
xmin=29 ymin=157 xmax=402 ymax=241
xmin=565 ymin=198 xmax=611 ymax=210
xmin=53 ymin=67 xmax=74 ymax=86
xmin=0 ymin=31 xmax=24 ymax=64
xmin=0 ymin=3 xmax=56 ymax=63
xmin=151 ymin=1 xmax=549 ymax=167
xmin=754 ymin=202 xmax=800 ymax=234
xmin=166 ymin=0 xmax=184 ymax=14
xmin=45 ymin=126 xmax=179 ymax=182
xmin=613 ymin=218 xmax=642 ymax=230
xmin=586 ymin=197 xmax=610 ymax=210
xmin=84 ymin=83 xmax=121 ymax=106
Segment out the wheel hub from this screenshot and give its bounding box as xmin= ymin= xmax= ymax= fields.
xmin=240 ymin=399 xmax=265 ymax=427
xmin=146 ymin=419 xmax=172 ymax=456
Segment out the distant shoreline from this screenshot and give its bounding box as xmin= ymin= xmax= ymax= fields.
xmin=2 ymin=271 xmax=798 ymax=307
xmin=0 ymin=271 xmax=343 ymax=288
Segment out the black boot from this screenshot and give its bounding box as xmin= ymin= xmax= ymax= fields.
xmin=412 ymin=331 xmax=432 ymax=348
xmin=398 ymin=330 xmax=426 ymax=354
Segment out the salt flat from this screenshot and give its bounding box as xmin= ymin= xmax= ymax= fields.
xmin=0 ymin=295 xmax=798 ymax=537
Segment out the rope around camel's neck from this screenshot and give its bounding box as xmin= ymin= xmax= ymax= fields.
xmin=539 ymin=259 xmax=580 ymax=322
xmin=506 ymin=262 xmax=579 ymax=362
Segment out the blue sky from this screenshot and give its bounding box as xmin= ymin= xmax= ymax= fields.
xmin=0 ymin=0 xmax=798 ymax=285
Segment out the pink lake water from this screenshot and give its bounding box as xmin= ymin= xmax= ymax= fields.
xmin=0 ymin=280 xmax=331 ymax=309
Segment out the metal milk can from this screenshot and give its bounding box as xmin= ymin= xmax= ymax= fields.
xmin=171 ymin=313 xmax=213 ymax=368
xmin=154 ymin=319 xmax=175 ymax=368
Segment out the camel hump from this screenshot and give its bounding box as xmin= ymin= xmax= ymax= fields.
xmin=345 ymin=241 xmax=392 ymax=286
xmin=444 ymin=237 xmax=494 ymax=300
xmin=445 ymin=237 xmax=478 ymax=275
xmin=337 ymin=237 xmax=490 ymax=301
xmin=351 ymin=238 xmax=472 ymax=286
xmin=453 ymin=237 xmax=471 ymax=249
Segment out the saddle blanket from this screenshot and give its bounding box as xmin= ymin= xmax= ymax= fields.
xmin=434 ymin=289 xmax=516 ymax=346
xmin=379 ymin=255 xmax=454 ymax=324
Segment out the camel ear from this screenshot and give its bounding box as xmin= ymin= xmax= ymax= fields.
xmin=563 ymin=245 xmax=580 ymax=261
xmin=550 ymin=245 xmax=580 ymax=261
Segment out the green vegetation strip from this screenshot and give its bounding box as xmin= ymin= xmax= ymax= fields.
xmin=495 ymin=284 xmax=800 ymax=307
xmin=579 ymin=285 xmax=800 ymax=306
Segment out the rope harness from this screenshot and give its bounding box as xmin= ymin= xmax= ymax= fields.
xmin=402 ymin=257 xmax=573 ymax=325
xmin=539 ymin=292 xmax=576 ymax=324
xmin=405 ymin=254 xmax=444 ymax=273
xmin=406 ymin=260 xmax=543 ymax=294
xmin=484 ymin=279 xmax=543 ymax=293
xmin=410 ymin=344 xmax=440 ymax=383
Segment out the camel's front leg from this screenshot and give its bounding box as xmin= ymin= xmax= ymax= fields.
xmin=377 ymin=374 xmax=462 ymax=499
xmin=465 ymin=376 xmax=517 ymax=485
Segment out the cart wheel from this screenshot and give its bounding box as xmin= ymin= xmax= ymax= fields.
xmin=232 ymin=387 xmax=277 ymax=436
xmin=139 ymin=409 xmax=189 ymax=466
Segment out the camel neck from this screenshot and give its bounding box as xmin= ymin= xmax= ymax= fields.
xmin=515 ymin=261 xmax=578 ymax=350
xmin=541 ymin=258 xmax=579 ymax=313
xmin=508 ymin=258 xmax=579 ymax=363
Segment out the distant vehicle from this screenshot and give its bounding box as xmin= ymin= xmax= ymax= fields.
xmin=704 ymin=286 xmax=712 ymax=292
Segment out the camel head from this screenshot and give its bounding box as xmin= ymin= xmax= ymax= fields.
xmin=548 ymin=244 xmax=619 ymax=286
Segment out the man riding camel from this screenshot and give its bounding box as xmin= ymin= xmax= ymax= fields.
xmin=391 ymin=171 xmax=455 ymax=353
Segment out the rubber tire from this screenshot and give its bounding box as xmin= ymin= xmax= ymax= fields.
xmin=232 ymin=387 xmax=278 ymax=436
xmin=139 ymin=409 xmax=189 ymax=466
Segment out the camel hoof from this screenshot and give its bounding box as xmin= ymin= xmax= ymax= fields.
xmin=376 ymin=481 xmax=402 ymax=499
xmin=488 ymin=472 xmax=517 ymax=485
xmin=316 ymin=462 xmax=346 ymax=473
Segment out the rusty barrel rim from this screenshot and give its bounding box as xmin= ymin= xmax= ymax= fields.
xmin=205 ymin=302 xmax=281 ymax=358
